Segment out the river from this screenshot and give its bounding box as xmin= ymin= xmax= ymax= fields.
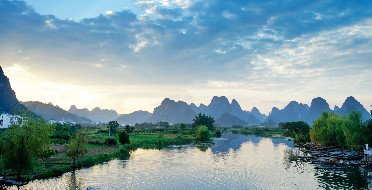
xmin=16 ymin=133 xmax=372 ymax=190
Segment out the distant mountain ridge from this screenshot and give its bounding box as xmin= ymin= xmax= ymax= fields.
xmin=147 ymin=98 xmax=196 ymax=124
xmin=266 ymin=96 xmax=372 ymax=124
xmin=116 ymin=110 xmax=152 ymax=125
xmin=336 ymin=96 xmax=371 ymax=121
xmin=147 ymin=96 xmax=261 ymax=126
xmin=69 ymin=105 xmax=119 ymax=123
xmin=23 ymin=101 xmax=92 ymax=123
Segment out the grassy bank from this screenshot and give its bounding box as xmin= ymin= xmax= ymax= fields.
xmin=0 ymin=128 xmax=198 ymax=182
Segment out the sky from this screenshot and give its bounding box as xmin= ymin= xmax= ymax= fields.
xmin=0 ymin=0 xmax=372 ymax=114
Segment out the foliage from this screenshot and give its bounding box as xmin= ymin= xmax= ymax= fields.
xmin=67 ymin=132 xmax=88 ymax=167
xmin=215 ymin=129 xmax=222 ymax=138
xmin=366 ymin=119 xmax=372 ymax=145
xmin=125 ymin=125 xmax=135 ymax=134
xmin=118 ymin=131 xmax=130 ymax=145
xmin=104 ymin=138 xmax=117 ymax=146
xmin=180 ymin=123 xmax=187 ymax=131
xmin=51 ymin=123 xmax=80 ymax=143
xmin=193 ymin=113 xmax=215 ymax=131
xmin=310 ymin=111 xmax=367 ymax=149
xmin=107 ymin=121 xmax=119 ymax=136
xmin=0 ymin=119 xmax=52 ymax=177
xmin=195 ymin=125 xmax=210 ymax=142
xmin=280 ymin=121 xmax=310 ymax=143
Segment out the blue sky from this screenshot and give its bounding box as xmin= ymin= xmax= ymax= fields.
xmin=0 ymin=0 xmax=371 ymax=114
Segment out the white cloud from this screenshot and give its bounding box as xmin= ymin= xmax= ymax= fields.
xmin=207 ymin=80 xmax=241 ymax=88
xmin=45 ymin=19 xmax=56 ymax=29
xmin=105 ymin=10 xmax=114 ymax=16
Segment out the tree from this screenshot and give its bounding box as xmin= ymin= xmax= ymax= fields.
xmin=195 ymin=125 xmax=210 ymax=142
xmin=193 ymin=113 xmax=215 ymax=131
xmin=180 ymin=123 xmax=187 ymax=131
xmin=365 ymin=119 xmax=372 ymax=145
xmin=108 ymin=121 xmax=119 ymax=136
xmin=118 ymin=131 xmax=130 ymax=145
xmin=215 ymin=129 xmax=222 ymax=138
xmin=125 ymin=125 xmax=135 ymax=134
xmin=343 ymin=112 xmax=367 ymax=149
xmin=67 ymin=132 xmax=87 ymax=167
xmin=310 ymin=111 xmax=367 ymax=149
xmin=1 ymin=119 xmax=52 ymax=178
xmin=280 ymin=121 xmax=310 ymax=143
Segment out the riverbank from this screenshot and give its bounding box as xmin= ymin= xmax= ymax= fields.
xmin=0 ymin=129 xmax=198 ymax=186
xmin=294 ymin=143 xmax=366 ymax=166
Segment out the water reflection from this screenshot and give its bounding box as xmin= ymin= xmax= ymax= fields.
xmin=66 ymin=171 xmax=82 ymax=190
xmin=211 ymin=133 xmax=293 ymax=154
xmin=315 ymin=166 xmax=368 ymax=189
xmin=19 ymin=133 xmax=372 ymax=190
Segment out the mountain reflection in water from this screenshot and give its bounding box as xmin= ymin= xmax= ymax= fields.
xmin=18 ymin=133 xmax=371 ymax=190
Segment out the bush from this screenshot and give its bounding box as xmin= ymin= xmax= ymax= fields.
xmin=195 ymin=125 xmax=210 ymax=142
xmin=215 ymin=129 xmax=222 ymax=138
xmin=118 ymin=131 xmax=130 ymax=145
xmin=104 ymin=138 xmax=117 ymax=146
xmin=310 ymin=111 xmax=367 ymax=149
xmin=280 ymin=121 xmax=310 ymax=143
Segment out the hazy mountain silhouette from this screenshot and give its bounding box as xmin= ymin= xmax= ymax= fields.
xmin=265 ymin=96 xmax=371 ymax=124
xmin=69 ymin=105 xmax=119 ymax=123
xmin=266 ymin=101 xmax=309 ymax=123
xmin=215 ymin=113 xmax=249 ymax=127
xmin=0 ymin=66 xmax=35 ymax=116
xmin=336 ymin=96 xmax=372 ymax=121
xmin=23 ymin=101 xmax=91 ymax=123
xmin=301 ymin=97 xmax=331 ymax=123
xmin=116 ymin=110 xmax=152 ymax=125
xmin=191 ymin=96 xmax=261 ymax=125
xmin=147 ymin=98 xmax=196 ymax=124
xmin=251 ymin=107 xmax=267 ymax=123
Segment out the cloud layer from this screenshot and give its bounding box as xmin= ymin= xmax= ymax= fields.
xmin=1 ymin=0 xmax=372 ymax=114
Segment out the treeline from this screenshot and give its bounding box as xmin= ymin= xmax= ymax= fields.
xmin=280 ymin=111 xmax=372 ymax=149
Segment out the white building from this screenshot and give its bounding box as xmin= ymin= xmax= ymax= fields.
xmin=0 ymin=113 xmax=24 ymax=128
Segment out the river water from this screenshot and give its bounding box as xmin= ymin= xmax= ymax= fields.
xmin=17 ymin=133 xmax=372 ymax=190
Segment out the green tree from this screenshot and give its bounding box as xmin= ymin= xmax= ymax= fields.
xmin=108 ymin=121 xmax=119 ymax=136
xmin=280 ymin=121 xmax=310 ymax=143
xmin=215 ymin=129 xmax=222 ymax=138
xmin=125 ymin=125 xmax=134 ymax=134
xmin=366 ymin=119 xmax=372 ymax=145
xmin=193 ymin=113 xmax=215 ymax=131
xmin=1 ymin=119 xmax=52 ymax=178
xmin=67 ymin=132 xmax=87 ymax=167
xmin=195 ymin=125 xmax=210 ymax=142
xmin=310 ymin=111 xmax=367 ymax=149
xmin=118 ymin=131 xmax=130 ymax=145
xmin=180 ymin=123 xmax=187 ymax=131
xmin=343 ymin=112 xmax=367 ymax=149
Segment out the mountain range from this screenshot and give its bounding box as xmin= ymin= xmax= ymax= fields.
xmin=68 ymin=105 xmax=119 ymax=123
xmin=1 ymin=66 xmax=371 ymax=126
xmin=23 ymin=101 xmax=92 ymax=123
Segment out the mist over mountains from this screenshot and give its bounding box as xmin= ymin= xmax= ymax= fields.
xmin=1 ymin=66 xmax=371 ymax=126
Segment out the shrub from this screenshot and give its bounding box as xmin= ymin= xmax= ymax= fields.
xmin=195 ymin=125 xmax=210 ymax=142
xmin=104 ymin=138 xmax=117 ymax=146
xmin=118 ymin=131 xmax=130 ymax=145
